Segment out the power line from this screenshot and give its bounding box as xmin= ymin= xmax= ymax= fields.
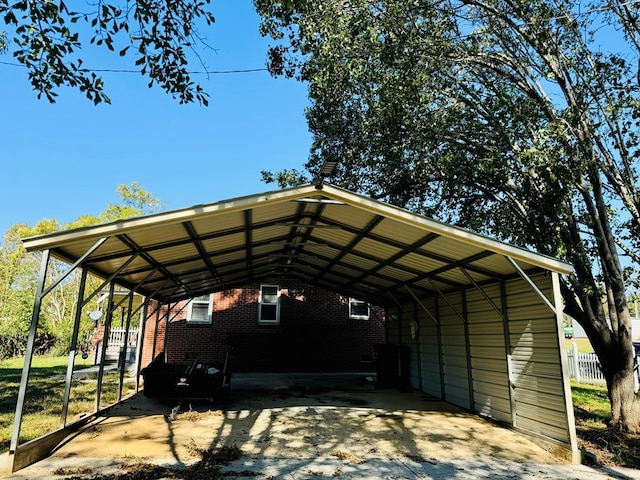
xmin=0 ymin=60 xmax=268 ymax=75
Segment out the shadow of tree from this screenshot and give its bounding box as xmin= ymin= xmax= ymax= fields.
xmin=44 ymin=373 xmax=564 ymax=479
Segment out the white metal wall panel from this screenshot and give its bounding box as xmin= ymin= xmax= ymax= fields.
xmin=416 ymin=301 xmax=442 ymax=397
xmin=438 ymin=293 xmax=471 ymax=409
xmin=384 ymin=273 xmax=572 ymax=449
xmin=505 ymin=274 xmax=570 ymax=444
xmin=407 ymin=340 xmax=421 ymax=388
xmin=465 ymin=286 xmax=512 ymax=423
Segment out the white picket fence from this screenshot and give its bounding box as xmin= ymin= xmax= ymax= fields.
xmin=566 ymin=343 xmax=606 ymax=385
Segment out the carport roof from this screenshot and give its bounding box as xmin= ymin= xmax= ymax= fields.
xmin=22 ymin=184 xmax=572 ymax=305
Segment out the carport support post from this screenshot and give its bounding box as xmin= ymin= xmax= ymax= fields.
xmin=500 ymin=280 xmax=518 ymax=427
xmin=552 ymin=271 xmax=579 ymax=459
xmin=435 ymin=296 xmax=445 ymax=399
xmin=461 ymin=290 xmax=475 ymax=411
xmin=413 ymin=301 xmax=423 ymax=392
xmin=118 ymin=292 xmax=135 ymax=402
xmin=10 ymin=250 xmax=50 ymax=452
xmin=61 ymin=267 xmax=89 ymax=428
xmin=151 ymin=302 xmax=163 ymax=360
xmin=95 ymin=282 xmax=116 ymax=412
xmin=163 ymin=302 xmax=174 ymax=355
xmin=134 ymin=300 xmax=154 ymax=391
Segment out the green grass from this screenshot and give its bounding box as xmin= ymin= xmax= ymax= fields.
xmin=571 ymin=381 xmax=611 ymax=422
xmin=570 ymin=381 xmax=640 ymax=468
xmin=0 ymin=355 xmax=136 ymax=454
xmin=564 ymin=337 xmax=594 ymax=353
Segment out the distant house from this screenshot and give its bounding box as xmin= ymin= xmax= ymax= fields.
xmin=571 ymin=316 xmax=640 ymax=340
xmin=141 ymin=279 xmax=386 ymax=372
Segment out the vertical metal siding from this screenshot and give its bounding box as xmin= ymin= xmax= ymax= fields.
xmin=505 ymin=274 xmax=571 ymax=445
xmin=384 ymin=273 xmax=572 ymax=450
xmin=438 ymin=293 xmax=471 ymax=408
xmin=465 ymin=286 xmax=512 ymax=423
xmin=417 ymin=302 xmax=443 ymax=397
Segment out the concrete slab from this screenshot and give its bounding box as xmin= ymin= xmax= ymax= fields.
xmin=3 ymin=373 xmax=638 ymax=479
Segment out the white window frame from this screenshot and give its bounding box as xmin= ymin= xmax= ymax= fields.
xmin=258 ymin=284 xmax=281 ymax=325
xmin=187 ymin=294 xmax=213 ymax=324
xmin=349 ymin=297 xmax=370 ymax=320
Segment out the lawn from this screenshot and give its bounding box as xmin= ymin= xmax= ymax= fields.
xmin=564 ymin=337 xmax=594 ymax=353
xmin=571 ymin=382 xmax=640 ymax=468
xmin=0 ymin=355 xmax=136 ymax=454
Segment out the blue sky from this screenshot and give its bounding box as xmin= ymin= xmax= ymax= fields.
xmin=0 ymin=2 xmax=311 ymax=235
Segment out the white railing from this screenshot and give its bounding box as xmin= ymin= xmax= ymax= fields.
xmin=106 ymin=328 xmax=138 ymax=351
xmin=566 ymin=343 xmax=606 ymax=385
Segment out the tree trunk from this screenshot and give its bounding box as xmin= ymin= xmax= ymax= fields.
xmin=559 ymin=180 xmax=640 ymax=432
xmin=607 ymin=355 xmax=640 ymax=433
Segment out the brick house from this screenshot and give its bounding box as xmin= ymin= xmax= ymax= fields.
xmin=141 ymin=279 xmax=386 ymax=372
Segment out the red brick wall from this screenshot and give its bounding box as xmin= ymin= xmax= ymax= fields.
xmin=140 ymin=280 xmax=386 ymax=372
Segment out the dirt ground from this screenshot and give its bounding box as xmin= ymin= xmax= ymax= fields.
xmin=41 ymin=373 xmax=561 ymax=468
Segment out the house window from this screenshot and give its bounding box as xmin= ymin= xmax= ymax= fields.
xmin=187 ymin=294 xmax=213 ymax=324
xmin=259 ymin=285 xmax=280 ymax=325
xmin=349 ymin=298 xmax=370 ymax=320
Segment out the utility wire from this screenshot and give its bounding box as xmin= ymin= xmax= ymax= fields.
xmin=0 ymin=60 xmax=268 ymax=74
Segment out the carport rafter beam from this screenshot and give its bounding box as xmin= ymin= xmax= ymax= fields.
xmin=348 ymin=233 xmax=439 ymax=286
xmin=244 ymin=210 xmax=254 ymax=278
xmin=81 ymin=252 xmax=142 ymax=309
xmin=278 ymin=248 xmax=438 ymax=299
xmin=275 ymin=201 xmax=327 ymax=274
xmin=167 ymin=242 xmax=403 ymax=299
xmin=114 ymin=233 xmax=293 ymax=279
xmin=42 ymin=237 xmax=108 ymax=298
xmin=505 ymin=256 xmax=557 ymax=314
xmin=117 ymin=234 xmax=195 ymax=299
xmin=318 ymin=217 xmax=501 ymax=280
xmin=302 ymin=233 xmax=465 ymax=291
xmin=182 ymin=221 xmax=224 ymax=286
xmin=83 ymin=214 xmax=305 ymax=265
xmin=404 ymin=285 xmax=439 ymax=326
xmin=166 ymin=254 xmax=384 ymax=305
xmin=423 ymin=251 xmax=496 ymax=281
xmin=458 ymin=266 xmax=506 ymax=322
xmin=311 ymin=215 xmax=385 ymax=282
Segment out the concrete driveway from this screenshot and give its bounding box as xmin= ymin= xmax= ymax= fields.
xmin=4 ymin=373 xmax=640 ymax=479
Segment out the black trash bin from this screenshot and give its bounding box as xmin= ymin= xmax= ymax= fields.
xmin=374 ymin=343 xmax=410 ymax=389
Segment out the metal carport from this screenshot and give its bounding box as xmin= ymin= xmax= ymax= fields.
xmin=9 ymin=183 xmax=578 ymax=470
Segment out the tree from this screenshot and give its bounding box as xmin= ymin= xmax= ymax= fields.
xmin=0 ymin=1 xmax=215 ymax=104
xmin=256 ymin=0 xmax=640 ymax=431
xmin=0 ymin=183 xmax=163 ymax=357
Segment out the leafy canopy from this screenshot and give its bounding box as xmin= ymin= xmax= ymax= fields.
xmin=0 ymin=0 xmax=215 ymax=104
xmin=0 ymin=183 xmax=163 ymax=357
xmin=256 ymin=0 xmax=640 ymax=430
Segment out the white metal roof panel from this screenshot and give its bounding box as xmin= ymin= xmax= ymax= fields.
xmin=21 ymin=184 xmax=572 ymax=304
